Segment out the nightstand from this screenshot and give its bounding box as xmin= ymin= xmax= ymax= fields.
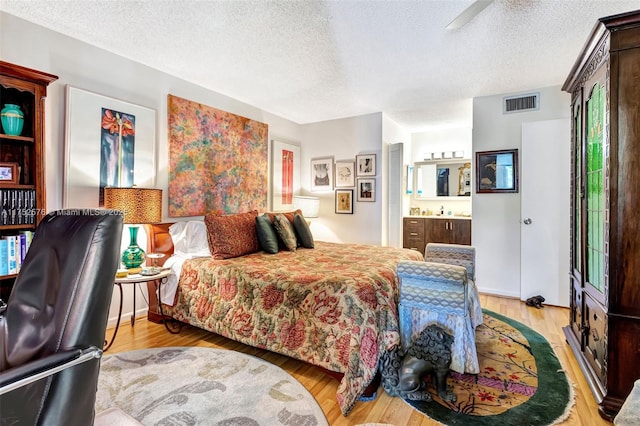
xmin=104 ymin=269 xmax=171 ymax=351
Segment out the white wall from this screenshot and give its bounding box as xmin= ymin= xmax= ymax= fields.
xmin=411 ymin=126 xmax=472 ymax=164
xmin=300 ymin=113 xmax=383 ymax=245
xmin=472 ymin=86 xmax=570 ymax=297
xmin=1 ymin=12 xmax=302 ymax=325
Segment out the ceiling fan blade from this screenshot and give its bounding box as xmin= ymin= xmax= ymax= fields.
xmin=446 ymin=0 xmax=494 ymax=30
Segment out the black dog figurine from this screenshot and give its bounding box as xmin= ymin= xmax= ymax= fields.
xmin=380 ymin=324 xmax=456 ymax=402
xmin=526 ymin=295 xmax=545 ymax=309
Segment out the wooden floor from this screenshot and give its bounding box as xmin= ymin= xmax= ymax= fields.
xmin=105 ymin=294 xmax=611 ymax=425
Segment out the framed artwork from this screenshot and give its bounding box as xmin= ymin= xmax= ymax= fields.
xmin=64 ymin=86 xmax=156 ymax=208
xmin=356 ymin=154 xmax=376 ymax=176
xmin=476 ymin=149 xmax=519 ymax=193
xmin=271 ymin=139 xmax=300 ymax=211
xmin=168 ymin=95 xmax=268 ymax=216
xmin=335 ymin=189 xmax=353 ymax=214
xmin=357 ymin=178 xmax=376 ymax=202
xmin=334 ymin=160 xmax=355 ymax=188
xmin=0 ymin=162 xmax=19 ymax=185
xmin=310 ymin=157 xmax=334 ymax=191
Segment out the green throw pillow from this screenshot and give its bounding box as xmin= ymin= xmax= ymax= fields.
xmin=293 ymin=213 xmax=314 ymax=248
xmin=273 ymin=213 xmax=297 ymax=251
xmin=255 ymin=214 xmax=279 ymax=254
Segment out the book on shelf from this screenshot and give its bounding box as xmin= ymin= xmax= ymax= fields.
xmin=0 ymin=239 xmax=7 ymax=276
xmin=0 ymin=231 xmax=33 ymax=276
xmin=4 ymin=235 xmax=16 ymax=275
xmin=18 ymin=232 xmax=27 ymax=264
xmin=0 ymin=188 xmax=36 ymax=226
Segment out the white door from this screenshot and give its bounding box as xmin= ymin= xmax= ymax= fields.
xmin=521 ymin=119 xmax=570 ymax=307
xmin=388 ymin=143 xmax=403 ymax=247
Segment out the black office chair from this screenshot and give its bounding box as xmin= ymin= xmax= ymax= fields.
xmin=0 ymin=209 xmax=123 ymax=425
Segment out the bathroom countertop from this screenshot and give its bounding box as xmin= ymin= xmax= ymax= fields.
xmin=405 ymin=215 xmax=472 ymax=220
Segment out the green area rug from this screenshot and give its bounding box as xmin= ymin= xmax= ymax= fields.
xmin=96 ymin=346 xmax=328 ymax=425
xmin=406 ymin=309 xmax=574 ymax=425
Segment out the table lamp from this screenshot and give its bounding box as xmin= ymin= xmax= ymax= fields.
xmin=104 ymin=187 xmax=162 ymax=269
xmin=293 ymin=195 xmax=320 ymax=219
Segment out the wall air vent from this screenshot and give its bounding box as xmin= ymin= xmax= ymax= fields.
xmin=503 ymin=92 xmax=540 ymax=114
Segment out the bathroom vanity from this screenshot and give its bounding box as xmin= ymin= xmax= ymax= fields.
xmin=403 ymin=216 xmax=471 ymax=254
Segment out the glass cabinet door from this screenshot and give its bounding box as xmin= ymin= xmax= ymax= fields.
xmin=584 ymin=81 xmax=606 ymax=295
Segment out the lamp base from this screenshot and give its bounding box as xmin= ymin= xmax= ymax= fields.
xmin=122 ymin=226 xmax=146 ymax=269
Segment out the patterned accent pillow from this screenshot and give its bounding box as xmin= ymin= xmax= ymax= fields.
xmin=293 ymin=213 xmax=314 ymax=248
xmin=265 ymin=209 xmax=301 ymax=225
xmin=204 ymin=210 xmax=260 ymax=259
xmin=272 ymin=213 xmax=297 ymax=251
xmin=255 ymin=214 xmax=279 ymax=254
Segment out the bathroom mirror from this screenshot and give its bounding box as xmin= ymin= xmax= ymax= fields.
xmin=414 ymin=160 xmax=471 ymax=199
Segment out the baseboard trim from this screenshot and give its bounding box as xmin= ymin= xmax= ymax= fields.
xmin=477 ymin=287 xmax=520 ymax=299
xmin=106 ymin=307 xmax=149 ymax=328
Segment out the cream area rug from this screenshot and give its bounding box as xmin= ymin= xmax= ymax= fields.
xmin=96 ymin=347 xmax=328 ymax=426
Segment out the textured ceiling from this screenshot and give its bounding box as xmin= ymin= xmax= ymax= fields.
xmin=2 ymin=0 xmax=639 ymax=131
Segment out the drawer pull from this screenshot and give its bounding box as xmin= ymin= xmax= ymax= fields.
xmin=410 ymin=232 xmax=418 ymax=236
xmin=409 ymin=220 xmax=418 ymax=224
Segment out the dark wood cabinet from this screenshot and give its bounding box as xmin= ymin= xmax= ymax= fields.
xmin=0 ymin=61 xmax=57 ymax=300
xmin=402 ymin=217 xmax=425 ymax=252
xmin=562 ymin=11 xmax=640 ymax=421
xmin=403 ymin=217 xmax=471 ymax=255
xmin=425 ymin=218 xmax=471 ymax=246
xmin=424 ymin=218 xmax=449 ymax=245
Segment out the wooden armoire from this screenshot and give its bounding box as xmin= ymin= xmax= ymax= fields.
xmin=562 ymin=11 xmax=640 ymax=420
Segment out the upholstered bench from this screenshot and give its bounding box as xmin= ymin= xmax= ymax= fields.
xmin=397 ymin=259 xmax=480 ymax=374
xmin=425 ymin=243 xmax=482 ymax=328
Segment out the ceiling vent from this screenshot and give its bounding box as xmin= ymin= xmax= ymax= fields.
xmin=503 ymin=92 xmax=540 ymax=114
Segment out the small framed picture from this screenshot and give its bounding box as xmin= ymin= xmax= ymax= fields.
xmin=0 ymin=162 xmax=19 ymax=185
xmin=476 ymin=149 xmax=519 ymax=193
xmin=334 ymin=160 xmax=355 ymax=187
xmin=311 ymin=157 xmax=334 ymax=191
xmin=335 ymin=189 xmax=353 ymax=214
xmin=357 ymin=178 xmax=376 ymax=202
xmin=356 ymin=154 xmax=376 ymax=176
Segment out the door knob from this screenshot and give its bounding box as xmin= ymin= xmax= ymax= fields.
xmin=523 ymin=218 xmax=532 ymax=225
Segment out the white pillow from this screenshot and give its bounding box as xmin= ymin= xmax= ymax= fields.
xmin=168 ymin=222 xmax=189 ymax=257
xmin=169 ymin=220 xmax=211 ymax=258
xmin=184 ymin=221 xmax=211 ymax=257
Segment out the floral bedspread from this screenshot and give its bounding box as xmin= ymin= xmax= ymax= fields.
xmin=161 ymin=241 xmax=423 ymax=416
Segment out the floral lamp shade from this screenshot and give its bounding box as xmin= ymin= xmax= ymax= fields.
xmin=104 ymin=187 xmax=162 ymax=269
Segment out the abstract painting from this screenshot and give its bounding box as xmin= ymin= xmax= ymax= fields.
xmin=168 ymin=95 xmax=269 ymax=217
xmin=271 ymin=139 xmax=300 ymax=211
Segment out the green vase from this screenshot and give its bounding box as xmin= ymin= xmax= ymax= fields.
xmin=122 ymin=226 xmax=146 ymax=269
xmin=1 ymin=104 xmax=24 ymax=136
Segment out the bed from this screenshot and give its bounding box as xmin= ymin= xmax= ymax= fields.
xmin=143 ymin=215 xmax=423 ymax=416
